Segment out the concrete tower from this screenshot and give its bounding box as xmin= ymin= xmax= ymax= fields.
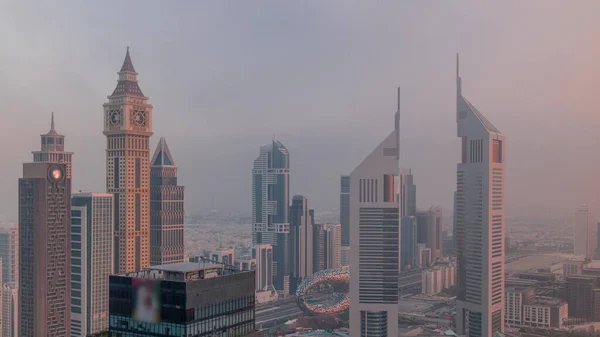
xmin=19 ymin=118 xmax=72 ymax=336
xmin=349 ymin=88 xmax=401 ymax=337
xmin=103 ymin=48 xmax=153 ymax=273
xmin=455 ymin=54 xmax=506 ymax=337
xmin=252 ymin=140 xmax=290 ymax=291
xmin=150 ymin=137 xmax=185 ymax=265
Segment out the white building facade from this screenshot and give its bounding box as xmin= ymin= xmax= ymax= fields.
xmin=70 ymin=193 xmax=114 ymax=336
xmin=455 ymin=55 xmax=506 ymax=337
xmin=349 ymin=88 xmax=401 ymax=337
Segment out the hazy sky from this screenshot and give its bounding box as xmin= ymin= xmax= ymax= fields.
xmin=2 ymin=1 xmax=600 ymax=221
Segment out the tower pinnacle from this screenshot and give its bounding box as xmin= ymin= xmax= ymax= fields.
xmin=50 ymin=111 xmax=55 ymax=132
xmin=120 ymin=46 xmax=136 ymax=73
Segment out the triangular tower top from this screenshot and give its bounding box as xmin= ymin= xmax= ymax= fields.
xmin=120 ymin=46 xmax=136 ymax=73
xmin=151 ymin=137 xmax=176 ymax=166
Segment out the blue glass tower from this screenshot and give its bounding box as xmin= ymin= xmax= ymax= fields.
xmin=252 ymin=140 xmax=290 ymax=291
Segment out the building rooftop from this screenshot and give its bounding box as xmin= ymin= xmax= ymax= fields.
xmin=526 ymin=296 xmax=566 ymax=307
xmin=119 ymin=261 xmax=251 ymax=282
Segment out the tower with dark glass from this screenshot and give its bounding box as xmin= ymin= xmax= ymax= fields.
xmin=150 ymin=137 xmax=185 ymax=265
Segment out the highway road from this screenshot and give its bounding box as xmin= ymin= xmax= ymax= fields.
xmin=255 ymin=299 xmax=304 ymax=329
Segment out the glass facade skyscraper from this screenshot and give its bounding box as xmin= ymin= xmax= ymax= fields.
xmin=252 ymin=140 xmax=290 ymax=291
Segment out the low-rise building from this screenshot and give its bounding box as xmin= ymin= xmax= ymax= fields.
xmin=522 ymin=297 xmax=567 ymax=329
xmin=505 ymin=287 xmax=535 ymax=326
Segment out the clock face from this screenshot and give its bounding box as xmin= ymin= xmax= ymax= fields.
xmin=132 ymin=110 xmax=148 ymax=127
xmin=48 ymin=167 xmax=63 ymax=182
xmin=109 ymin=110 xmax=121 ymax=126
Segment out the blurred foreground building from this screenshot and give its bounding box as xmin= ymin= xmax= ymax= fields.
xmin=109 ymin=262 xmax=257 ymax=336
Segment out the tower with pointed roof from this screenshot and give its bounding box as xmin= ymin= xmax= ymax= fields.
xmin=32 ymin=112 xmax=74 ymax=178
xmin=455 ymin=54 xmax=506 ymax=337
xmin=349 ymin=88 xmax=401 ymax=337
xmin=149 ymin=137 xmax=185 ymax=265
xmin=103 ymin=48 xmax=153 ymax=273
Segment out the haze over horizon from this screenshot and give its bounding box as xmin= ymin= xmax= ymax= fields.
xmin=2 ymin=1 xmax=600 ymax=221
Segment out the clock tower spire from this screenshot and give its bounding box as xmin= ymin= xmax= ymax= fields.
xmin=103 ymin=47 xmax=153 ymax=274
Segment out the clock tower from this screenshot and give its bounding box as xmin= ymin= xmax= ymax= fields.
xmin=103 ymin=47 xmax=153 ymax=273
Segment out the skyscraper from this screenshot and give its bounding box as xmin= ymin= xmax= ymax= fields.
xmin=416 ymin=206 xmax=443 ymax=261
xmin=103 ymin=48 xmax=153 ymax=273
xmin=455 ymin=55 xmax=506 ymax=336
xmin=2 ymin=282 xmax=17 ymax=337
xmin=313 ymin=223 xmax=342 ymax=272
xmin=252 ymin=140 xmax=290 ymax=291
xmin=253 ymin=244 xmax=273 ymax=291
xmin=399 ymin=168 xmax=416 ymax=217
xmin=401 ymin=216 xmax=417 ymax=271
xmin=150 ymin=137 xmax=185 ymax=265
xmin=575 ymin=205 xmax=596 ymax=259
xmin=340 ymin=175 xmax=350 ymax=247
xmin=70 ymin=193 xmax=114 ymax=336
xmin=349 ymin=88 xmax=400 ymax=337
xmin=313 ymin=224 xmax=326 ymax=272
xmin=289 ymin=195 xmax=313 ymax=293
xmin=0 ymin=224 xmax=18 ymax=284
xmin=19 ymin=118 xmax=72 ymax=337
xmin=324 ymin=223 xmax=342 ymax=269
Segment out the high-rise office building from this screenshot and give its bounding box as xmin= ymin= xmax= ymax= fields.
xmin=313 ymin=223 xmax=342 ymax=272
xmin=401 ymin=216 xmax=417 ymax=271
xmin=252 ymin=140 xmax=290 ymax=291
xmin=455 ymin=54 xmax=506 ymax=337
xmin=103 ymin=47 xmax=153 ymax=274
xmin=150 ymin=137 xmax=185 ymax=265
xmin=416 ymin=206 xmax=443 ymax=261
xmin=324 ymin=223 xmax=342 ymax=270
xmin=340 ymin=176 xmax=350 ymax=247
xmin=575 ymin=205 xmax=596 ymax=259
xmin=19 ymin=118 xmax=72 ymax=336
xmin=349 ymin=88 xmax=401 ymax=337
xmin=399 ymin=168 xmax=416 ymax=217
xmin=289 ymin=195 xmax=313 ymax=293
xmin=108 ymin=262 xmax=257 ymax=336
xmin=0 ymin=224 xmax=18 ymax=285
xmin=313 ymin=224 xmax=326 ymax=273
xmin=70 ymin=193 xmax=114 ymax=336
xmin=2 ymin=282 xmax=17 ymax=337
xmin=253 ymin=244 xmax=273 ymax=291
